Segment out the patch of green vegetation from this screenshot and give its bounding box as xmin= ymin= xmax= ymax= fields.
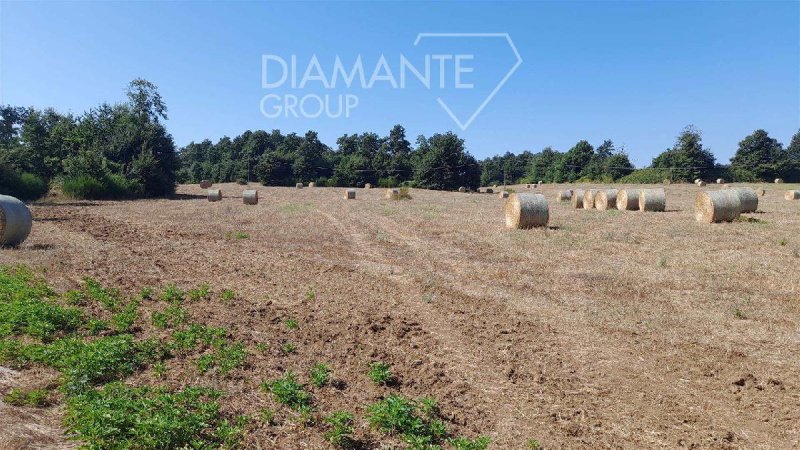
xmin=220 ymin=289 xmax=236 ymax=303
xmin=111 ymin=300 xmax=139 ymax=333
xmin=225 ymin=231 xmax=250 ymax=240
xmin=255 ymin=342 xmax=268 ymax=353
xmin=390 ymin=186 xmax=412 ymax=200
xmin=83 ymin=277 xmax=123 ymax=312
xmin=309 ymin=363 xmax=331 ymax=388
xmin=449 ymin=436 xmax=491 ymax=450
xmin=779 ymin=238 xmax=788 ymax=246
xmin=527 ymin=438 xmax=542 ymax=450
xmin=3 ymin=387 xmax=50 ymax=407
xmin=284 ymin=318 xmax=299 ymax=330
xmin=259 ymin=408 xmax=275 ymax=425
xmin=153 ymin=361 xmax=168 ymax=378
xmin=197 ymin=341 xmax=247 ymax=375
xmin=281 ymin=341 xmax=296 ymax=354
xmin=366 ymin=394 xmax=449 ymax=447
xmin=305 ymin=287 xmax=316 ymax=301
xmin=0 ymin=266 xmax=83 ymax=342
xmin=368 ymin=361 xmax=394 ymax=386
xmin=151 ymin=304 xmax=189 ymax=329
xmin=732 ymin=307 xmax=746 ymax=320
xmin=171 ymin=323 xmax=227 ymax=354
xmin=658 ymin=256 xmax=668 ymax=268
xmin=139 ymin=286 xmax=153 ymax=300
xmin=324 ymin=411 xmax=355 ymax=448
xmin=261 ymin=371 xmax=311 ymax=411
xmin=86 ymin=318 xmax=108 ymax=336
xmin=160 ymin=283 xmax=185 ymax=304
xmin=64 ymin=382 xmax=240 ymax=449
xmin=188 ymin=283 xmax=211 ymax=302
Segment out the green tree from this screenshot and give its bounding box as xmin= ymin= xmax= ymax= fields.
xmin=730 ymin=129 xmax=785 ymax=181
xmin=413 ymin=132 xmax=480 ymax=190
xmin=651 ymin=125 xmax=715 ymax=181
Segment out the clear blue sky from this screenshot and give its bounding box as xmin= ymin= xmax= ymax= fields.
xmin=1 ymin=1 xmax=798 ymax=167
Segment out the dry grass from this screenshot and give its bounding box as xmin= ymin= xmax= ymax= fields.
xmin=2 ymin=181 xmax=800 ymax=448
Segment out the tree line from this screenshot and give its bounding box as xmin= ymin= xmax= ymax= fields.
xmin=1 ymin=79 xmax=798 ymax=201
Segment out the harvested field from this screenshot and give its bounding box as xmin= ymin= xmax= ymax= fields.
xmin=2 ymin=181 xmax=800 ymax=449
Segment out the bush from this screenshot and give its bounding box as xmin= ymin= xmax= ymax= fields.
xmin=618 ymin=168 xmax=672 ymax=184
xmin=0 ymin=167 xmax=48 ymax=200
xmin=61 ymin=174 xmax=140 ymax=200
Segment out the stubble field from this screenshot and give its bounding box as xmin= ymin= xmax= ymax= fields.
xmin=1 ymin=181 xmax=799 ymax=449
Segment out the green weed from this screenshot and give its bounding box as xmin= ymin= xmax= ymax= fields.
xmin=281 ymin=341 xmax=296 ymax=354
xmin=261 ymin=371 xmax=311 ymax=411
xmin=160 ymin=283 xmax=185 ymax=304
xmin=220 ymin=289 xmax=236 ymax=303
xmin=3 ymin=387 xmax=50 ymax=407
xmin=151 ymin=304 xmax=189 ymax=329
xmin=309 ymin=363 xmax=331 ymax=388
xmin=188 ymin=283 xmax=211 ymax=302
xmin=324 ymin=411 xmax=355 ymax=448
xmin=368 ymin=361 xmax=394 ymax=385
xmin=284 ymin=318 xmax=299 ymax=330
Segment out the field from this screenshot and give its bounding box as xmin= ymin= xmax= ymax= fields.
xmin=2 ymin=182 xmax=799 ymax=449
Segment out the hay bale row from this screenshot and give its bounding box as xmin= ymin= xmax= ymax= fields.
xmin=571 ymin=189 xmax=585 ymax=209
xmin=616 ymin=189 xmax=639 ymax=210
xmin=0 ymin=195 xmax=33 ymax=247
xmin=583 ymin=189 xmax=597 ymax=209
xmin=695 ymin=190 xmax=740 ymax=223
xmin=786 ymin=190 xmax=800 ymax=200
xmin=505 ymin=193 xmax=549 ymax=229
xmin=639 ymin=188 xmax=666 ymax=212
xmin=594 ymin=189 xmax=618 ymax=210
xmin=556 ymin=190 xmax=572 ymax=202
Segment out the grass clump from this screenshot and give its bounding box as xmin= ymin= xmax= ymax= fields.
xmin=64 ymin=382 xmax=240 ymax=449
xmin=188 ymin=283 xmax=211 ymax=302
xmin=309 ymin=363 xmax=332 ymax=388
xmin=197 ymin=341 xmax=247 ymax=375
xmin=261 ymin=371 xmax=311 ymax=411
xmin=3 ymin=387 xmax=50 ymax=407
xmin=449 ymin=436 xmax=491 ymax=450
xmin=368 ymin=361 xmax=394 ymax=385
xmin=366 ymin=394 xmax=448 ymax=447
xmin=160 ymin=283 xmax=185 ymax=304
xmin=281 ymin=341 xmax=296 ymax=354
xmin=171 ymin=323 xmax=227 ymax=354
xmin=220 ymin=289 xmax=236 ymax=303
xmin=527 ymin=438 xmax=542 ymax=450
xmin=225 ymin=231 xmax=250 ymax=240
xmin=391 ymin=186 xmax=412 ymax=200
xmin=151 ymin=304 xmax=189 ymax=329
xmin=324 ymin=411 xmax=355 ymax=448
xmin=284 ymin=318 xmax=299 ymax=330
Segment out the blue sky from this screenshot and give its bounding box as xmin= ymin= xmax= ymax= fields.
xmin=1 ymin=1 xmax=798 ymax=167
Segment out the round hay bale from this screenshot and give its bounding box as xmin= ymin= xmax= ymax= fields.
xmin=458 ymin=186 xmax=466 ymax=193
xmin=0 ymin=195 xmax=32 ymax=247
xmin=386 ymin=188 xmax=400 ymax=199
xmin=694 ymin=178 xmax=702 ymax=185
xmin=199 ymin=180 xmax=212 ymax=189
xmin=716 ymin=178 xmax=724 ymax=184
xmin=504 ymin=193 xmax=549 ymax=229
xmin=493 ymin=184 xmax=497 ymax=189
xmin=570 ymin=189 xmax=585 ymax=209
xmin=616 ymin=189 xmax=640 ymax=210
xmin=308 ymin=182 xmax=316 ymax=188
xmin=207 ymin=189 xmax=222 ymax=202
xmin=526 ymin=184 xmax=531 ymax=189
xmin=344 ymin=189 xmax=356 ymax=199
xmin=663 ymin=178 xmax=671 ymax=185
xmin=296 ymin=183 xmax=303 ymax=189
xmin=695 ymin=190 xmax=741 ymax=223
xmin=729 ymin=187 xmax=758 ymax=213
xmin=697 ymin=181 xmax=707 ymax=187
xmin=594 ymin=189 xmax=618 ymax=210
xmin=364 ymin=183 xmax=372 ymax=189
xmin=485 ymin=188 xmax=494 ymax=194
xmin=639 ymin=188 xmax=666 ymax=212
xmin=499 ymin=191 xmax=510 ymax=199
xmin=786 ymin=190 xmax=800 ymax=200
xmin=775 ymin=178 xmax=784 ymax=184
xmin=556 ymin=190 xmax=572 ymax=202
xmin=242 ymin=190 xmax=258 ymax=205
xmin=538 ymin=181 xmax=543 ymax=185
xmin=583 ymin=189 xmax=597 ymax=209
